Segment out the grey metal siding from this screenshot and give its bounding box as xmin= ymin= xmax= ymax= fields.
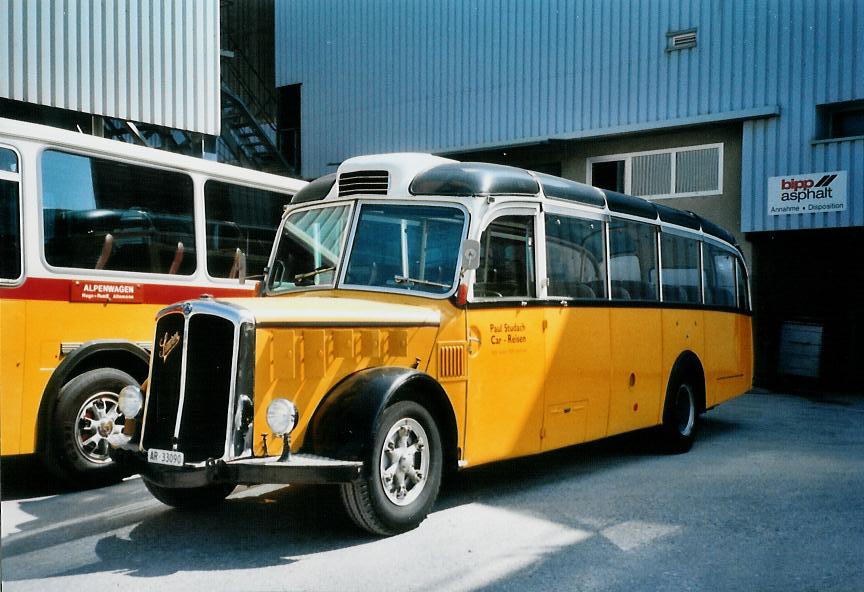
xmin=0 ymin=0 xmax=220 ymax=136
xmin=275 ymin=0 xmax=863 ymax=232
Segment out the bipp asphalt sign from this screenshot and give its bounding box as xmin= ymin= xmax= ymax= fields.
xmin=768 ymin=171 xmax=847 ymax=216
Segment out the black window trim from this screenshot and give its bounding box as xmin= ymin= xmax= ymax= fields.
xmin=0 ymin=144 xmax=24 ymax=286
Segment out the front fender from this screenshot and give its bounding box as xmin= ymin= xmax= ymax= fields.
xmin=303 ymin=367 xmax=447 ymax=461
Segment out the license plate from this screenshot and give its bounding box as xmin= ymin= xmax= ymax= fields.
xmin=147 ymin=448 xmax=184 ymax=467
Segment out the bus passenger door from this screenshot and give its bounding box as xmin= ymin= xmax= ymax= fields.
xmin=606 ymin=219 xmax=663 ymax=435
xmin=464 ymin=210 xmax=545 ymax=465
xmin=541 ymin=210 xmax=611 ymax=451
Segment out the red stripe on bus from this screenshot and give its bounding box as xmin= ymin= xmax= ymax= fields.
xmin=0 ymin=277 xmax=256 ymax=304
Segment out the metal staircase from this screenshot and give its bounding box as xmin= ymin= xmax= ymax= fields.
xmin=218 ymin=0 xmax=295 ymax=176
xmin=85 ymin=1 xmax=295 ymax=177
xmin=219 ymin=83 xmax=291 ymax=174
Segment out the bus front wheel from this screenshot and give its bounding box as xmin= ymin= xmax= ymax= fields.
xmin=50 ymin=368 xmax=137 ymax=486
xmin=340 ymin=400 xmax=443 ymax=536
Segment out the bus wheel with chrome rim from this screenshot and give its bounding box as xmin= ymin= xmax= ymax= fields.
xmin=659 ymin=375 xmax=699 ymax=454
xmin=341 ymin=400 xmax=443 ymax=536
xmin=51 ymin=368 xmax=138 ymax=486
xmin=143 ymin=479 xmax=236 ymax=509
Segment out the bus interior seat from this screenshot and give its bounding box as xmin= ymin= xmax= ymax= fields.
xmin=167 ymin=242 xmax=184 ymax=275
xmin=94 ymin=233 xmax=114 ymax=270
xmin=611 ymin=282 xmax=631 ymax=300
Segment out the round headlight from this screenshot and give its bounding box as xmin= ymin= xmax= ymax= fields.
xmin=118 ymin=385 xmax=143 ymax=418
xmin=266 ymin=398 xmax=299 ymax=436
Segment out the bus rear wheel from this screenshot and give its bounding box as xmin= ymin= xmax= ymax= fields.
xmin=659 ymin=376 xmax=698 ymax=454
xmin=50 ymin=368 xmax=137 ymax=486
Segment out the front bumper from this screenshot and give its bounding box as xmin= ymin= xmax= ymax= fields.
xmin=110 ymin=446 xmax=363 ymax=489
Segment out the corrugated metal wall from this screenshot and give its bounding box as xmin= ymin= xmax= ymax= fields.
xmin=275 ymin=0 xmax=864 ymax=232
xmin=0 ymin=0 xmax=221 ymax=136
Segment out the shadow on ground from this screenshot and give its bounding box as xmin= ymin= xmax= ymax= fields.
xmin=2 ymin=412 xmax=743 ymax=580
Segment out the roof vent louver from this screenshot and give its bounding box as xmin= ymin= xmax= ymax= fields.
xmin=667 ymin=29 xmax=697 ymax=51
xmin=338 ymin=170 xmax=390 ymax=197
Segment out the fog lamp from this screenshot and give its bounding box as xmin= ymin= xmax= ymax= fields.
xmin=266 ymin=398 xmax=299 ymax=436
xmin=118 ymin=385 xmax=143 ymax=418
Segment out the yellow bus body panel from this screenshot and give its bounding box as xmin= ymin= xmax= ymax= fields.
xmin=0 ymin=298 xmax=160 ymax=456
xmin=703 ymin=310 xmax=753 ymax=407
xmin=233 ymin=291 xmax=467 ymax=457
xmin=464 ymin=306 xmax=546 ymax=465
xmin=542 ymin=306 xmax=611 ymax=451
xmin=0 ymin=299 xmax=27 ymax=453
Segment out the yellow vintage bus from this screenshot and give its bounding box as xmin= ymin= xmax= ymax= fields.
xmin=109 ymin=153 xmax=752 ymax=534
xmin=0 ymin=118 xmax=306 ymax=484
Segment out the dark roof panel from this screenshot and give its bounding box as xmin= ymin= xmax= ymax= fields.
xmin=697 ymin=214 xmax=737 ymax=245
xmin=602 ymin=189 xmax=658 ymax=219
xmin=655 ymin=202 xmax=701 ymax=230
xmin=291 ymin=173 xmax=337 ymax=204
xmin=410 ymin=162 xmax=540 ymax=197
xmin=535 ymin=173 xmax=606 ymax=208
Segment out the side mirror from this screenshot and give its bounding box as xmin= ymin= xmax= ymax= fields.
xmin=461 ymin=239 xmax=481 ymax=271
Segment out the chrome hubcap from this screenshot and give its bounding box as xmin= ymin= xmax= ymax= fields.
xmin=675 ymin=384 xmax=696 ymax=437
xmin=75 ymin=392 xmax=125 ymax=464
xmin=379 ymin=418 xmax=429 ymax=506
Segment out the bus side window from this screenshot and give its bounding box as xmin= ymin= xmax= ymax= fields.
xmin=544 ymin=214 xmax=606 ymax=299
xmin=0 ymin=147 xmax=21 ymax=282
xmin=660 ymin=232 xmax=701 ymax=304
xmin=476 ymin=215 xmax=535 ymax=299
xmin=735 ymin=256 xmax=750 ymax=311
xmin=41 ymin=150 xmax=196 ymax=275
xmin=609 ymin=219 xmax=659 ymax=301
xmin=204 ymin=181 xmax=287 ymax=279
xmin=703 ymin=243 xmax=736 ymax=307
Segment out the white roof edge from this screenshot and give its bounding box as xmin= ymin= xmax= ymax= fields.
xmin=0 ymin=117 xmax=307 ymax=193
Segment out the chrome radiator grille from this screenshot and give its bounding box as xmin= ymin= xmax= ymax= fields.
xmin=142 ymin=304 xmax=247 ymax=463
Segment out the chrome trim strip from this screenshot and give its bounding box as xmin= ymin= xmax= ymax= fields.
xmin=256 ymin=320 xmax=440 ymax=329
xmin=139 ymin=311 xmax=180 ymax=452
xmin=221 ymin=322 xmax=243 ymax=460
xmin=604 ymin=219 xmax=612 ymax=300
xmin=153 ymin=298 xmax=255 ymax=461
xmin=171 ymin=313 xmax=193 ymax=450
xmin=656 ymin=226 xmax=664 ymax=303
xmin=156 ymin=298 xmax=256 ymax=326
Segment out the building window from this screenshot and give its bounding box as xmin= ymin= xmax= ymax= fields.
xmin=277 ymin=84 xmax=302 ymax=175
xmin=587 ymin=143 xmax=723 ymax=199
xmin=817 ymin=100 xmax=864 ymax=140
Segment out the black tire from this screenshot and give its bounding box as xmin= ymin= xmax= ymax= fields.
xmin=340 ymin=400 xmax=443 ymax=536
xmin=49 ymin=368 xmax=139 ymax=486
xmin=659 ymin=374 xmax=699 ymax=454
xmin=143 ymin=479 xmax=236 ymax=509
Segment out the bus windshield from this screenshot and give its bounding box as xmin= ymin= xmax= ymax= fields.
xmin=267 ymin=204 xmax=352 ymax=293
xmin=343 ymin=204 xmax=466 ymax=296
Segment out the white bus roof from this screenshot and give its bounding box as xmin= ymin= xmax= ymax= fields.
xmin=0 ymin=117 xmax=307 ymax=194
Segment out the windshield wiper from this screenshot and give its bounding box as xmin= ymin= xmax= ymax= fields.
xmin=294 ymin=266 xmax=335 ymax=282
xmin=393 ymin=275 xmax=450 ymax=289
